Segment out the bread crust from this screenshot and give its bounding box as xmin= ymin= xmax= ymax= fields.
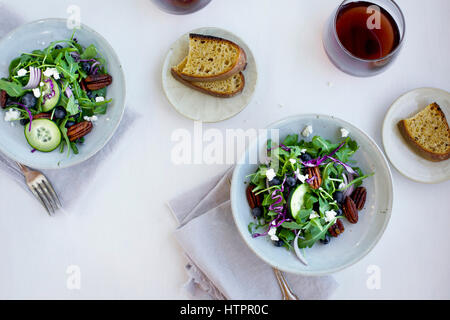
xmin=177 ymin=34 xmax=247 ymax=82
xmin=398 ymin=109 xmax=450 ymax=162
xmin=171 ymin=67 xmax=245 ymax=98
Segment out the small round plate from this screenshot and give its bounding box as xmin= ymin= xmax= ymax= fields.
xmin=162 ymin=27 xmax=257 ymax=123
xmin=382 ymin=87 xmax=450 ymax=184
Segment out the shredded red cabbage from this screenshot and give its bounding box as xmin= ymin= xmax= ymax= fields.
xmin=12 ymin=102 xmax=33 ymax=132
xmin=42 ymin=78 xmax=55 ymax=103
xmin=325 ymin=155 xmax=358 ymax=175
xmin=252 ymin=176 xmax=289 ymax=239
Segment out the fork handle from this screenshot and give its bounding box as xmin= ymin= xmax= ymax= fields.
xmin=16 ymin=162 xmax=31 ymax=174
xmin=273 ymin=268 xmax=300 ymax=300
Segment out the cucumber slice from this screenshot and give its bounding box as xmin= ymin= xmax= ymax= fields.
xmin=41 ymin=77 xmax=61 ymax=112
xmin=25 ymin=119 xmax=62 ymax=152
xmin=288 ymin=184 xmax=309 ymax=219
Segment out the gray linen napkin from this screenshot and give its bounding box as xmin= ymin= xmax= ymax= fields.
xmin=0 ymin=5 xmax=138 ymax=211
xmin=0 ymin=112 xmax=137 ymax=211
xmin=168 ymin=168 xmax=339 ymax=300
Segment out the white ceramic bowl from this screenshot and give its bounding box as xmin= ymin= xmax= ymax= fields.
xmin=0 ymin=19 xmax=126 ymax=169
xmin=231 ymin=114 xmax=394 ymax=275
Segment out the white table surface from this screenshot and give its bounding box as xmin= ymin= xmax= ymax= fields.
xmin=0 ymin=0 xmax=449 ymax=300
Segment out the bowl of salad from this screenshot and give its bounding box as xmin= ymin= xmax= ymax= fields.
xmin=231 ymin=114 xmax=393 ymax=275
xmin=0 ymin=19 xmax=125 ymax=169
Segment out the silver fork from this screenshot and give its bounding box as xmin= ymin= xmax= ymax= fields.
xmin=16 ymin=162 xmax=61 ymax=216
xmin=273 ymin=268 xmax=299 ymax=300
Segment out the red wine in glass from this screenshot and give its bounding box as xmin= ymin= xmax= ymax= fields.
xmin=323 ymin=0 xmax=405 ymax=77
xmin=151 ymin=0 xmax=212 ymax=15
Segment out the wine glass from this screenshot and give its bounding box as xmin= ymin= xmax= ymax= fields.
xmin=151 ymin=0 xmax=212 ymax=15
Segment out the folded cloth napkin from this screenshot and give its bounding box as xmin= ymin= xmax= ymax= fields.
xmin=0 ymin=112 xmax=137 ymax=211
xmin=0 ymin=5 xmax=138 ymax=211
xmin=168 ymin=168 xmax=339 ymax=300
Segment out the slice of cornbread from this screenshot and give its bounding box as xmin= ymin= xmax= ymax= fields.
xmin=398 ymin=102 xmax=450 ymax=162
xmin=174 ymin=33 xmax=247 ymax=82
xmin=171 ymin=57 xmax=245 ymax=98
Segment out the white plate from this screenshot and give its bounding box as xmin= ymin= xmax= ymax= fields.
xmin=382 ymin=87 xmax=450 ymax=184
xmin=162 ymin=27 xmax=257 ymax=123
xmin=231 ymin=114 xmax=394 ymax=275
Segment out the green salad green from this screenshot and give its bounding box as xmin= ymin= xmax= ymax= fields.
xmin=246 ymin=133 xmax=374 ymax=262
xmin=0 ymin=31 xmax=112 ymax=154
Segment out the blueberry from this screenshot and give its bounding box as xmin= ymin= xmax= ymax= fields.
xmin=21 ymin=93 xmax=37 ymax=109
xmin=300 ymin=153 xmax=313 ymax=162
xmin=251 ymin=207 xmax=263 ymax=219
xmin=54 ymin=106 xmax=67 ymax=119
xmin=320 ymin=234 xmax=331 ymax=245
xmin=333 ymin=191 xmax=345 ymax=204
xmin=54 ymin=45 xmax=63 ymax=50
xmin=336 ymin=208 xmax=343 ymax=216
xmin=273 ymin=240 xmax=284 ymax=247
xmin=286 ymin=176 xmax=297 ymax=187
xmin=20 ymin=118 xmax=29 ymax=126
xmin=81 ymin=62 xmax=91 ymax=73
xmin=87 ymin=91 xmax=94 ymax=99
xmin=269 ymin=177 xmax=282 ymax=187
xmin=65 ymin=121 xmax=76 ymax=128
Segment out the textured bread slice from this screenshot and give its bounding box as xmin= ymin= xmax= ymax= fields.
xmin=175 ymin=33 xmax=247 ymax=82
xmin=398 ymin=103 xmax=450 ymax=162
xmin=171 ymin=57 xmax=245 ymax=98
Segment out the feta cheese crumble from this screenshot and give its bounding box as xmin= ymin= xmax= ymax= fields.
xmin=302 ymin=125 xmax=313 ymax=137
xmin=83 ymin=115 xmax=98 ymax=122
xmin=325 ymin=210 xmax=337 ymax=223
xmin=294 ymin=168 xmax=309 ymax=183
xmin=266 ymin=168 xmax=276 ymax=181
xmin=43 ymin=68 xmax=60 ymax=79
xmin=289 ymin=158 xmax=297 ymax=165
xmin=268 ymin=227 xmax=279 ymax=242
xmin=340 ymin=128 xmax=350 ymax=138
xmin=32 ymin=88 xmax=41 ymax=98
xmin=17 ymin=68 xmax=28 ymax=77
xmin=95 ymin=96 xmax=105 ymax=103
xmin=309 ymin=212 xmax=320 ymax=220
xmin=4 ymin=108 xmax=21 ymax=122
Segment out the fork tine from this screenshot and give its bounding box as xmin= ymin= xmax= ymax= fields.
xmin=31 ymin=186 xmax=53 ymax=216
xmin=36 ymin=182 xmax=57 ymax=214
xmin=42 ymin=178 xmax=62 ymax=208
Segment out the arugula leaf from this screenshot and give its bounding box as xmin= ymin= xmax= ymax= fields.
xmin=297 ymin=218 xmax=337 ymax=248
xmin=80 ymin=44 xmax=97 ymax=60
xmin=0 ymin=79 xmax=25 ymax=97
xmin=66 ymin=95 xmax=79 ymax=116
xmin=283 ymin=134 xmax=298 ymax=146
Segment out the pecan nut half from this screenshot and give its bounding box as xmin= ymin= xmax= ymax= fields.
xmin=329 ymin=219 xmax=345 ymax=237
xmin=343 ymin=196 xmax=358 ymax=224
xmin=0 ymin=90 xmax=7 ymax=108
xmin=306 ymin=166 xmax=322 ymax=190
xmin=84 ymin=74 xmax=113 ymax=91
xmin=67 ymin=121 xmax=93 ymax=142
xmin=351 ymin=187 xmax=367 ymax=210
xmin=246 ymin=184 xmax=262 ymax=209
xmin=33 ymin=113 xmax=52 ymax=120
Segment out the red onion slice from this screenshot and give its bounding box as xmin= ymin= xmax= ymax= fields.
xmin=343 ymin=173 xmax=355 ymax=198
xmin=293 ymin=232 xmax=308 ymax=266
xmin=22 ymin=67 xmax=41 ymax=90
